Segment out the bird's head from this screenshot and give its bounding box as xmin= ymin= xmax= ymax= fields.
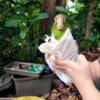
xmin=54 ymin=14 xmax=65 ymax=30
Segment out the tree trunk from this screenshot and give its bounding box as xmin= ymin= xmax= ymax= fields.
xmin=85 ymin=1 xmax=94 ymax=37
xmin=56 ymin=0 xmax=66 ymax=7
xmin=40 ymin=0 xmax=66 ymax=34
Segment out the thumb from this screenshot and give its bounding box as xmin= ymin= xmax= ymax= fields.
xmin=77 ymin=54 xmax=88 ymax=66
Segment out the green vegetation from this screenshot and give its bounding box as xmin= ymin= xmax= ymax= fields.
xmin=0 ymin=0 xmax=49 ymax=67
xmin=0 ymin=0 xmax=100 ymax=69
xmin=55 ymin=0 xmax=100 ymax=51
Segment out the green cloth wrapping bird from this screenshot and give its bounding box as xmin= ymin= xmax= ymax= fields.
xmin=39 ymin=14 xmax=78 ymax=86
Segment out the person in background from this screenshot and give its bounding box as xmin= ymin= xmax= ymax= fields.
xmin=49 ymin=54 xmax=100 ymax=100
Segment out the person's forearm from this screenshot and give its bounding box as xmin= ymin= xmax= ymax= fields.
xmin=89 ymin=60 xmax=100 ymax=81
xmin=75 ymin=79 xmax=100 ymax=100
xmin=93 ymin=59 xmax=100 ymax=79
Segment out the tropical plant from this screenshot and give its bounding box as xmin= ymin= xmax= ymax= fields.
xmin=54 ymin=0 xmax=100 ymax=51
xmin=0 ymin=0 xmax=49 ymax=67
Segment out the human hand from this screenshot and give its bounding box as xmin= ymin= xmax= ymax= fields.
xmin=50 ymin=54 xmax=93 ymax=85
xmin=49 ymin=54 xmax=100 ymax=100
xmin=89 ymin=58 xmax=100 ymax=82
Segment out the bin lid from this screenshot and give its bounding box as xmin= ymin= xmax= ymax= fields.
xmin=4 ymin=61 xmax=45 ymax=77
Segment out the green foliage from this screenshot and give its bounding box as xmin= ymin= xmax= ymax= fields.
xmin=80 ymin=0 xmax=100 ymax=51
xmin=55 ymin=0 xmax=100 ymax=51
xmin=90 ymin=0 xmax=100 ymax=47
xmin=55 ymin=2 xmax=84 ymax=14
xmin=0 ymin=0 xmax=99 ymax=69
xmin=55 ymin=6 xmax=67 ymax=13
xmin=0 ymin=0 xmax=48 ymax=67
xmin=5 ymin=18 xmax=25 ymax=27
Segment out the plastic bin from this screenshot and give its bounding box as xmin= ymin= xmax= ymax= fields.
xmin=13 ymin=74 xmax=53 ymax=96
xmin=4 ymin=61 xmax=45 ymax=77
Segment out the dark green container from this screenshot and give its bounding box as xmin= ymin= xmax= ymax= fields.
xmin=13 ymin=75 xmax=53 ymax=96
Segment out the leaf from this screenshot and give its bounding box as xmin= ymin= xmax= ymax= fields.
xmin=11 ymin=36 xmax=21 ymax=47
xmin=20 ymin=26 xmax=29 ymax=39
xmin=38 ymin=13 xmax=49 ymax=19
xmin=17 ymin=0 xmax=32 ymax=5
xmin=31 ymin=13 xmax=49 ymax=25
xmin=70 ymin=3 xmax=84 ymax=10
xmin=97 ymin=41 xmax=100 ymax=46
xmin=5 ymin=18 xmax=24 ymax=27
xmin=79 ymin=40 xmax=91 ymax=51
xmin=54 ymin=6 xmax=67 ymax=13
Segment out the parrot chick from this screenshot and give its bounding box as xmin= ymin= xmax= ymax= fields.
xmin=51 ymin=14 xmax=69 ymax=41
xmin=38 ymin=14 xmax=78 ymax=86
